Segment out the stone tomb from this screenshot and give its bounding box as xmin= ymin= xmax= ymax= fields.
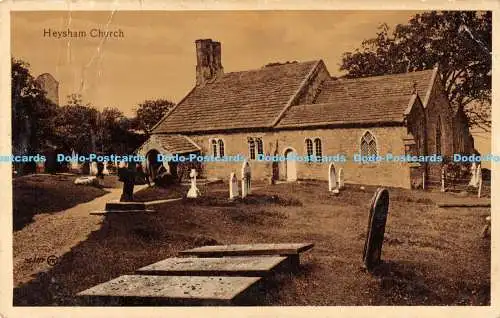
xmin=77 ymin=274 xmax=262 ymax=306
xmin=136 ymin=256 xmax=287 ymax=277
xmin=362 ymin=188 xmax=390 ymax=271
xmin=90 ymin=201 xmax=156 ymax=215
xmin=241 ymin=161 xmax=251 ymax=198
xmin=229 ymin=172 xmax=239 ymax=199
xmin=180 ymin=243 xmax=314 ymax=270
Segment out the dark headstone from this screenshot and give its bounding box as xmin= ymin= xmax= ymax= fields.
xmin=362 ymin=188 xmax=390 ymax=271
xmin=96 ymin=162 xmax=105 ymax=179
xmin=119 ymin=162 xmax=136 ymax=202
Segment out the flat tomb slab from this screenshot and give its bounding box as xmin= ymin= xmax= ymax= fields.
xmin=136 ymin=256 xmax=287 ymax=276
xmin=105 ymin=202 xmax=146 ymax=211
xmin=77 ymin=275 xmax=261 ymax=306
xmin=179 ymin=243 xmax=314 ymax=257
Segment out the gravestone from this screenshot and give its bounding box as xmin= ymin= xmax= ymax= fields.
xmin=90 ymin=162 xmax=98 ymax=176
xmin=70 ymin=150 xmax=81 ymax=173
xmin=187 ymin=169 xmax=201 ymax=198
xmin=241 ymin=161 xmax=251 ymax=198
xmin=337 ymin=168 xmax=344 ymax=189
xmin=119 ymin=162 xmax=136 ymax=202
xmin=328 ymin=163 xmax=337 ymax=191
xmin=469 ymin=162 xmax=478 ymax=187
xmin=229 ymin=172 xmax=239 ymax=200
xmin=103 ymin=161 xmax=110 ymax=175
xmin=362 ymin=188 xmax=390 ymax=271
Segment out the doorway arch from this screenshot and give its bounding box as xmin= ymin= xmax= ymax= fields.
xmin=284 ymin=148 xmax=297 ymax=181
xmin=146 ymin=149 xmax=163 ymax=180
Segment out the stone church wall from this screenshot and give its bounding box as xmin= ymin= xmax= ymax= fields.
xmin=188 ymin=125 xmax=412 ymax=188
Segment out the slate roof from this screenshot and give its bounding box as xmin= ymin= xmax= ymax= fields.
xmin=152 ymin=61 xmax=319 ymax=134
xmin=314 ymin=70 xmax=435 ymax=105
xmin=152 ymin=61 xmax=436 ymax=133
xmin=278 ymin=70 xmax=434 ymax=127
xmin=276 ymin=95 xmax=418 ymax=128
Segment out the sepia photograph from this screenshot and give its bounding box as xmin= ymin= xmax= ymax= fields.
xmin=7 ymin=8 xmax=492 ymax=308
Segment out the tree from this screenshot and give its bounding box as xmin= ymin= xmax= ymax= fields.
xmin=11 ymin=58 xmax=58 ymax=155
xmin=53 ymin=94 xmax=100 ymax=154
xmin=340 ymin=11 xmax=491 ymax=130
xmin=135 ymin=98 xmax=175 ymax=133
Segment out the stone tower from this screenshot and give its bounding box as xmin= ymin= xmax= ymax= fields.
xmin=195 ymin=39 xmax=224 ymax=86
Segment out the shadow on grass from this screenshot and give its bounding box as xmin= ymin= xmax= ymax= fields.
xmin=13 ymin=211 xmax=199 ymax=306
xmin=12 ymin=174 xmax=114 ymax=231
xmin=12 ymin=194 xmax=294 ymax=306
xmin=370 ymin=260 xmax=490 ymax=305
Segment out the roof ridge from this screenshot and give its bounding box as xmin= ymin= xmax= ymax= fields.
xmin=271 ymin=60 xmax=322 ymax=127
xmin=223 ymin=59 xmax=321 ymax=76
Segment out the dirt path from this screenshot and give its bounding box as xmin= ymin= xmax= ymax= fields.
xmin=13 ymin=185 xmax=148 ymax=286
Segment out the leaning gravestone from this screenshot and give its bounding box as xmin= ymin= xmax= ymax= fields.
xmin=241 ymin=161 xmax=251 ymax=198
xmin=362 ymin=188 xmax=390 ymax=271
xmin=229 ymin=172 xmax=239 ymax=200
xmin=328 ymin=163 xmax=336 ymax=191
xmin=187 ymin=169 xmax=201 ymax=198
xmin=337 ymin=168 xmax=344 ymax=189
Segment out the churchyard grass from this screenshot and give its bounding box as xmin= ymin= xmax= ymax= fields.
xmin=13 ymin=180 xmax=490 ymax=305
xmin=12 ymin=174 xmax=117 ymax=231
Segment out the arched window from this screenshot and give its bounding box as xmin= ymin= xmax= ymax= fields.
xmin=256 ymin=138 xmax=264 ymax=156
xmin=218 ymin=139 xmax=225 ymax=157
xmin=314 ymin=138 xmax=322 ymax=162
xmin=248 ymin=137 xmax=256 ymax=160
xmin=361 ymin=131 xmax=377 ymax=156
xmin=211 ymin=139 xmax=218 ymax=157
xmin=305 ymin=138 xmax=313 ymax=158
xmin=436 ymin=117 xmax=442 ymax=155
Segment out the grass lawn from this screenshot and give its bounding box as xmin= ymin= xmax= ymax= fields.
xmin=133 ymin=184 xmax=188 ymax=202
xmin=12 ymin=174 xmax=120 ymax=231
xmin=13 ymin=181 xmax=490 ymax=306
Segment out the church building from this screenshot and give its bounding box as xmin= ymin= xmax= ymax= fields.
xmin=137 ymin=39 xmax=474 ymax=189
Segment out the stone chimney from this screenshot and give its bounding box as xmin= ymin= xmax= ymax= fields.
xmin=195 ymin=39 xmax=224 ymax=86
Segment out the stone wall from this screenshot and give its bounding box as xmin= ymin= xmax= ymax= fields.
xmin=424 ymin=75 xmax=455 ymax=157
xmin=188 ymin=125 xmax=412 ymax=188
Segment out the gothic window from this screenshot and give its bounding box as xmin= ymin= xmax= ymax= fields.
xmin=218 ymin=139 xmax=225 ymax=157
xmin=314 ymin=138 xmax=322 ymax=162
xmin=361 ymin=131 xmax=377 ymax=156
xmin=256 ymin=138 xmax=264 ymax=156
xmin=211 ymin=139 xmax=218 ymax=157
xmin=436 ymin=117 xmax=442 ymax=155
xmin=248 ymin=137 xmax=256 ymax=160
xmin=305 ymin=138 xmax=313 ymax=158
xmin=247 ymin=137 xmax=263 ymax=160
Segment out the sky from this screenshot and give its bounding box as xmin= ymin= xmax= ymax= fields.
xmin=11 ymin=10 xmax=420 ymax=117
xmin=10 ymin=10 xmax=491 ymax=163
